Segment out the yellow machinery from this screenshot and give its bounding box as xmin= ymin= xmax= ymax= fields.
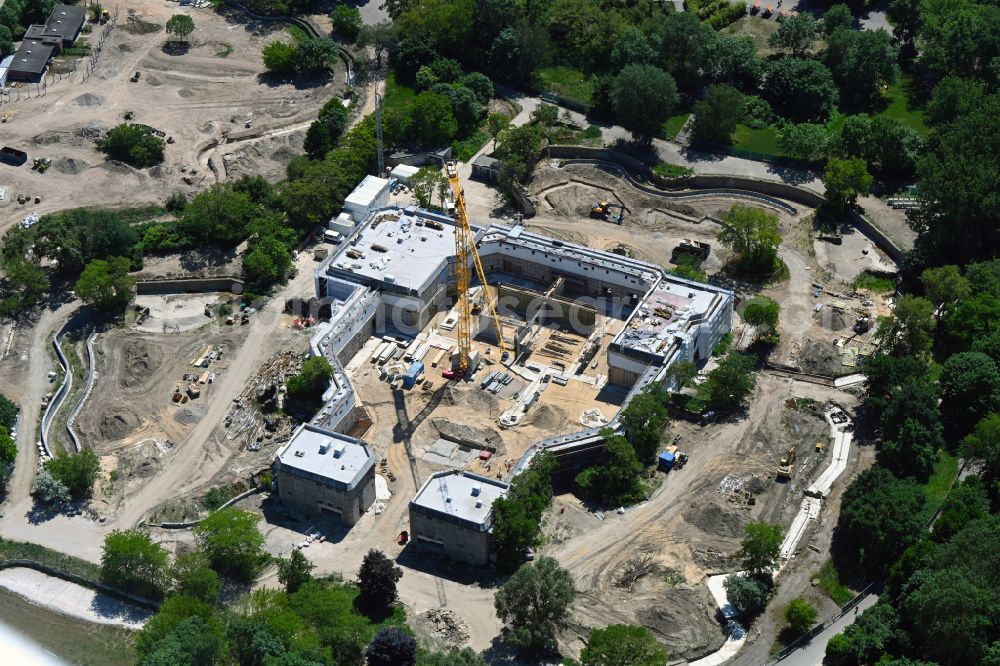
xmin=445 ymin=162 xmax=507 ymax=374
xmin=776 ymin=446 xmax=796 ymax=481
xmin=590 ymin=201 xmax=625 ymax=223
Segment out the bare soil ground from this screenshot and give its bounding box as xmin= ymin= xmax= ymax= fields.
xmin=0 ymin=1 xmax=343 ymax=233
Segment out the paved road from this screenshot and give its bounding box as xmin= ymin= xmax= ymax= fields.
xmin=773 ymin=593 xmax=879 ymax=666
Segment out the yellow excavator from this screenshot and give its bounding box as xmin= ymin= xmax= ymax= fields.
xmin=590 ymin=201 xmax=625 ymax=224
xmin=776 ymin=447 xmax=796 ymax=481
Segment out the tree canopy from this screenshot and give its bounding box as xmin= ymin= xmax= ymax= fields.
xmin=75 ymin=257 xmax=135 ymax=313
xmin=101 ymin=529 xmax=168 ymax=598
xmin=192 ymin=507 xmax=267 ymax=581
xmin=718 ymin=205 xmax=781 ymax=276
xmin=580 ymin=624 xmax=668 ymax=666
xmin=494 ymin=556 xmax=575 ymax=654
xmin=98 ymin=124 xmax=165 ymax=168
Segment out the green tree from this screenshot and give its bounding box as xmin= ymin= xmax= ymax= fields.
xmin=822 ymin=4 xmax=854 ymax=36
xmin=724 ymin=572 xmax=773 ymax=619
xmin=575 ymin=431 xmax=644 ymax=506
xmin=718 ymin=204 xmax=781 ymax=275
xmin=491 ymin=452 xmax=556 ymax=569
xmin=962 ymin=413 xmax=1000 ymax=498
xmin=939 ymin=352 xmax=1000 ymax=441
xmin=170 ymin=552 xmax=220 ymax=605
xmin=927 ymin=75 xmax=985 ymax=126
xmin=411 ymin=92 xmax=458 ymax=147
xmin=303 ymin=121 xmax=333 ymax=159
xmin=931 ymin=476 xmax=990 ymax=542
xmin=31 ymin=469 xmax=70 ymax=506
xmin=580 ymin=624 xmax=668 ymax=666
xmin=494 ymin=556 xmax=575 ymax=654
xmin=101 ymin=529 xmax=168 ymax=598
xmin=691 ymin=84 xmax=744 ymax=146
xmin=459 ymin=72 xmax=493 ymax=105
xmin=610 ymin=26 xmax=656 ymax=70
xmin=192 ymin=508 xmax=267 ymax=581
xmin=611 ymin=64 xmax=678 ymax=144
xmin=768 ymin=13 xmax=817 ymax=56
xmin=705 ymin=35 xmax=761 ymax=91
xmin=763 ymin=57 xmax=838 ymax=122
xmin=836 ymin=466 xmax=925 ymax=574
xmin=921 ymin=265 xmax=970 ymax=311
xmin=826 ymin=602 xmax=899 ymax=665
xmin=450 ymin=85 xmax=483 ymax=136
xmin=740 ymin=522 xmax=783 ymax=574
xmin=45 ymin=449 xmax=100 ymax=499
xmin=98 ymin=124 xmax=165 ymax=168
xmin=0 ymin=427 xmax=15 ymax=466
xmin=618 ymin=385 xmax=669 ymax=464
xmin=165 ymin=14 xmax=194 ymax=45
xmin=654 ymin=10 xmax=715 ymax=90
xmin=822 ymin=157 xmax=872 ymax=211
xmin=838 ymin=114 xmax=922 ymax=179
xmin=277 ymin=549 xmax=315 ymax=594
xmin=486 ymin=112 xmax=510 ymax=149
xmin=75 ymin=257 xmax=135 ymax=313
xmin=699 ymin=352 xmax=757 ymax=413
xmin=244 ymin=236 xmax=293 ymax=288
xmin=878 ymin=379 xmax=943 ymax=458
xmin=420 ymin=647 xmax=488 ymax=666
xmin=777 ymin=123 xmax=835 ymax=162
xmin=366 ymin=627 xmax=416 ymax=666
xmin=180 ymin=184 xmax=259 ymax=247
xmin=295 ymin=39 xmax=338 ymax=74
xmin=879 ymin=417 xmax=939 ymax=480
xmin=330 ymin=4 xmax=362 ymax=41
xmin=0 ymin=395 xmax=17 ymax=432
xmin=262 ymin=40 xmax=297 ymax=76
xmin=493 ymin=123 xmax=544 ymax=184
xmin=0 ymin=25 xmax=13 ymax=57
xmin=784 ymin=599 xmax=818 ymax=635
xmin=286 ymin=356 xmax=334 ymax=406
xmin=357 ymin=549 xmax=403 ymax=611
xmin=530 ymin=102 xmax=558 ymax=128
xmin=667 ymin=360 xmax=698 ymax=390
xmin=884 ymin=295 xmax=936 ymax=357
xmin=742 ymin=296 xmax=780 ymax=340
xmin=143 ymin=616 xmax=222 ymax=666
xmin=824 ymin=28 xmax=898 ymax=108
xmin=358 ymin=20 xmax=397 ymax=68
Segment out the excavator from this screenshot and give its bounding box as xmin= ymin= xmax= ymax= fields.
xmin=776 ymin=447 xmax=796 ymax=481
xmin=590 ymin=201 xmax=625 ymax=224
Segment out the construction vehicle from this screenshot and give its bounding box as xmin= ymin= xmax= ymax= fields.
xmin=445 ymin=161 xmax=507 ymax=376
xmin=674 ymin=239 xmax=711 ymax=261
xmin=100 ymin=9 xmax=110 ymax=24
xmin=853 ymin=315 xmax=871 ymax=334
xmin=776 ymin=447 xmax=796 ymax=481
xmin=590 ymin=201 xmax=625 ymax=224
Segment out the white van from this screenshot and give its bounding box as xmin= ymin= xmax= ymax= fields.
xmin=323 ymin=230 xmax=343 ymax=244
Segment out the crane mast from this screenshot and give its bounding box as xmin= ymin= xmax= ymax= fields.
xmin=445 ymin=161 xmax=507 ymax=374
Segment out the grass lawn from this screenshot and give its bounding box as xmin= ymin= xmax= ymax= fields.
xmin=663 ymin=112 xmax=690 ymax=140
xmin=452 ymin=128 xmax=491 ymax=162
xmin=816 ymin=559 xmax=856 ymax=606
xmin=383 ymin=70 xmax=416 ymax=110
xmin=285 ymin=24 xmax=311 ymax=45
xmin=881 ymin=78 xmax=931 ymax=137
xmin=721 ymin=16 xmax=780 ymax=55
xmin=921 ymin=450 xmax=959 ymax=520
xmin=731 ymin=123 xmax=782 ymax=155
xmin=537 ymin=66 xmax=594 ymax=106
xmin=653 ymin=161 xmax=694 ymax=178
xmin=853 ymin=270 xmax=897 ymax=294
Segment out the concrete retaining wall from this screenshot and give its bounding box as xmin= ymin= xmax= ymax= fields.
xmin=150 ymin=486 xmax=265 ymax=529
xmin=136 ymin=277 xmax=244 ymax=295
xmin=0 ymin=560 xmax=160 ymax=610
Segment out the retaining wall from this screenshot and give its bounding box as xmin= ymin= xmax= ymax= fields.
xmin=149 ymin=486 xmax=265 ymax=529
xmin=136 ymin=277 xmax=245 ymax=295
xmin=0 ymin=560 xmax=160 ymax=611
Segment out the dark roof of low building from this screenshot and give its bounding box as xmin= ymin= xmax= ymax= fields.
xmin=8 ymin=40 xmax=55 ymax=75
xmin=472 ymin=154 xmax=500 ymax=169
xmin=44 ymin=4 xmax=86 ymax=42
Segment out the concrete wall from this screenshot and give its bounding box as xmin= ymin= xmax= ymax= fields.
xmin=408 ymin=508 xmax=492 ymax=566
xmin=275 ymin=465 xmax=376 ymax=525
xmin=136 ymin=277 xmax=244 ymax=295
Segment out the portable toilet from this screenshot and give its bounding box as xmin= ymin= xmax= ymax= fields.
xmin=402 ymin=361 xmax=424 ymax=389
xmin=658 ymin=451 xmax=676 ymax=471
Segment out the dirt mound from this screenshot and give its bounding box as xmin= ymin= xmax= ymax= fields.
xmin=177 ymin=88 xmax=195 ymax=98
xmin=121 ymin=340 xmax=162 ymax=388
xmin=173 ymin=406 xmax=205 ymax=426
xmin=798 ymin=339 xmax=843 ymax=376
xmin=635 ymin=586 xmax=725 ymax=658
xmin=52 ymin=157 xmax=89 ymax=175
xmin=99 ymin=412 xmax=140 ymax=441
xmin=76 ymin=122 xmax=106 ymax=141
xmin=815 ymin=308 xmax=851 ymax=331
xmin=457 ymin=386 xmax=499 ymax=412
xmin=72 ymin=93 xmax=104 ymax=107
xmin=145 ymin=75 xmax=163 ymax=87
xmin=683 ymin=499 xmax=748 ymax=538
xmin=526 ymin=403 xmax=567 ymax=430
xmin=118 ymin=43 xmax=134 ymax=52
xmin=432 ymin=418 xmax=505 ymax=455
xmin=745 ymin=476 xmax=767 ymax=494
xmin=412 ymin=608 xmax=470 ymax=649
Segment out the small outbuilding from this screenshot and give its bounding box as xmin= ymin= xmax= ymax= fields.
xmin=471 ymin=155 xmax=500 ymax=182
xmin=658 ymin=450 xmax=676 ymax=471
xmin=344 ymin=175 xmax=391 ymax=222
xmin=390 ymin=164 xmax=420 ymax=185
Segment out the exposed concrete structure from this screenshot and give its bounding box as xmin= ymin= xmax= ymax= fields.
xmin=409 ymin=470 xmax=510 ymax=565
xmin=272 ymin=423 xmax=376 ymax=525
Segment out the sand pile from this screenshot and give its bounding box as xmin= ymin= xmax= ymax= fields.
xmin=99 ymin=412 xmax=140 ymax=441
xmin=635 ymin=587 xmax=725 ymax=659
xmin=52 ymin=157 xmax=89 ymax=175
xmin=683 ymin=499 xmax=748 ymax=538
xmin=121 ymin=340 xmax=161 ymax=388
xmin=798 ymin=339 xmax=843 ymax=376
xmin=173 ymin=406 xmax=205 ymax=426
xmin=526 ymin=403 xmax=568 ymax=430
xmin=72 ymin=93 xmax=104 ymax=107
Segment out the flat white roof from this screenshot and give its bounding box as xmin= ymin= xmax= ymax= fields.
xmin=390 ymin=164 xmax=419 ymax=178
xmin=411 ymin=470 xmax=509 ymax=526
xmin=345 ymin=175 xmax=390 ymax=209
xmin=330 ymin=211 xmax=457 ymax=294
xmin=275 ymin=424 xmax=373 ymax=490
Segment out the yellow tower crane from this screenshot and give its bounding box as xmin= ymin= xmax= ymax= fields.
xmin=445 ymin=161 xmax=507 ymax=374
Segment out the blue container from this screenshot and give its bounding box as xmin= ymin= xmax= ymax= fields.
xmin=658 ymin=451 xmax=676 ymax=471
xmin=402 ymin=361 xmax=424 ymax=389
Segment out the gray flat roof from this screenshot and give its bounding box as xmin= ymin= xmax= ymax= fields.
xmin=45 ymin=4 xmax=86 ymax=42
xmin=329 ymin=211 xmax=457 ymax=295
xmin=472 ymin=155 xmax=499 ymax=169
xmin=274 ymin=424 xmax=373 ymax=491
xmin=8 ymin=40 xmax=55 ymax=75
xmin=411 ymin=470 xmax=509 ymax=527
